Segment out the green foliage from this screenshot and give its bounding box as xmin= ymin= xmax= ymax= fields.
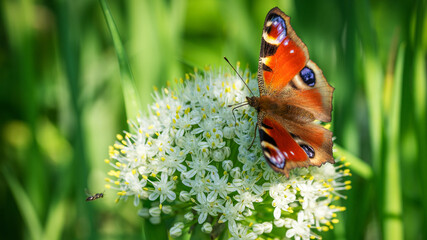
xmin=0 ymin=0 xmax=426 ymax=239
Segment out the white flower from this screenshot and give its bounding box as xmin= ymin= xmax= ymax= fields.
xmin=104 ymin=68 xmax=351 ymax=239
xmin=149 ymin=206 xmax=161 ymax=217
xmin=184 ymin=212 xmax=194 ymax=221
xmin=207 ymin=172 xmax=234 ymax=201
xmin=229 ymin=224 xmax=257 ymax=240
xmin=183 ymin=152 xmax=217 ymax=178
xmin=170 ymin=222 xmax=184 ymax=238
xmin=234 ymin=191 xmax=262 ymax=212
xmin=150 ymin=216 xmax=161 ymax=225
xmin=148 ymin=172 xmax=176 ymax=203
xmin=193 ymin=193 xmax=222 ymax=224
xmin=202 ymin=222 xmax=213 ymax=233
xmin=162 ymin=205 xmax=173 ymax=214
xmin=285 ymin=212 xmax=311 ymax=240
xmin=218 ymin=200 xmax=244 ymax=229
xmin=179 ymin=190 xmax=190 ymax=202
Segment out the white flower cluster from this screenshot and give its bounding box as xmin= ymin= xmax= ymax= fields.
xmin=104 ymin=67 xmax=351 ymax=240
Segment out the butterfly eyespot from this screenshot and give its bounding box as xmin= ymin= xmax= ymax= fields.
xmin=300 ymin=144 xmax=315 ymax=158
xmin=266 ymin=15 xmax=287 ymax=43
xmin=300 ymin=67 xmax=316 ymax=87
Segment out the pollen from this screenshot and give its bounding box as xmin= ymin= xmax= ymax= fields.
xmin=166 ymin=104 xmax=171 ymax=110
xmin=114 ymin=181 xmax=120 ymax=185
xmin=117 ymin=191 xmax=127 ymax=196
xmin=104 ymin=159 xmax=110 ymax=164
xmin=164 ymin=88 xmax=169 ymax=94
xmin=116 ymin=134 xmax=123 ymax=141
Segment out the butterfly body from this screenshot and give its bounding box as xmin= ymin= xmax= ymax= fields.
xmin=251 ymin=7 xmax=335 ymax=177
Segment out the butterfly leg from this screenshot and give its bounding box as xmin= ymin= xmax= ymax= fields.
xmin=247 ymin=123 xmax=258 ymax=150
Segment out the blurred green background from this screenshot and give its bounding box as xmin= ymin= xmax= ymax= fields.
xmin=1 ymin=0 xmax=426 ymax=239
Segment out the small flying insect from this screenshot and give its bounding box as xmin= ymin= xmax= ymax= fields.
xmin=85 ymin=189 xmax=104 ymax=201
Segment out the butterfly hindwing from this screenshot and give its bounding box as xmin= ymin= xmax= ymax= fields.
xmin=259 ymin=116 xmax=310 ymax=177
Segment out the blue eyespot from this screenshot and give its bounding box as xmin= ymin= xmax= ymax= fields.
xmin=300 ymin=67 xmax=316 ymax=87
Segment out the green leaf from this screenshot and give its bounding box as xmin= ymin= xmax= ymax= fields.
xmin=99 ymin=0 xmax=141 ymax=120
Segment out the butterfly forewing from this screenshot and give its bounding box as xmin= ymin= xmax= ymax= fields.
xmin=258 ymin=7 xmax=309 ymax=95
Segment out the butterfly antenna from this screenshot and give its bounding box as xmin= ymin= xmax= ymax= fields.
xmin=224 ymin=57 xmax=255 ymax=96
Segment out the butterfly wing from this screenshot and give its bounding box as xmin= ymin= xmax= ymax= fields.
xmin=258 ymin=7 xmax=309 ymax=96
xmin=257 ymin=7 xmax=334 ymax=176
xmin=284 ymin=60 xmax=334 ymax=122
xmin=259 ymin=116 xmax=310 ymax=177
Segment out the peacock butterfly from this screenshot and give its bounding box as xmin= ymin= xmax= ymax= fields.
xmin=246 ymin=7 xmax=335 ymax=178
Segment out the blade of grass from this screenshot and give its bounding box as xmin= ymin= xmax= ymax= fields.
xmin=99 ymin=0 xmax=141 ymax=120
xmin=2 ymin=167 xmax=42 ymax=240
xmin=334 ymin=144 xmax=373 ymax=180
xmin=413 ymin=0 xmax=427 ymax=236
xmin=383 ymin=43 xmax=405 ymax=240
